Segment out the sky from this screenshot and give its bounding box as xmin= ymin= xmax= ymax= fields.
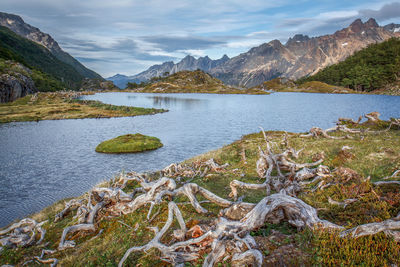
xmin=2 ymin=0 xmax=400 ymax=77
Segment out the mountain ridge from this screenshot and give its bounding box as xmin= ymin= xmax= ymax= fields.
xmin=110 ymin=18 xmax=400 ymax=88
xmin=0 ymin=12 xmax=102 ymax=80
xmin=107 ymin=54 xmax=230 ymax=88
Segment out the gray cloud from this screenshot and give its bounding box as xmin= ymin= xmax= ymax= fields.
xmin=277 ymin=18 xmax=314 ymax=28
xmin=359 ymin=2 xmax=400 ymax=21
xmin=142 ymin=36 xmax=226 ymax=52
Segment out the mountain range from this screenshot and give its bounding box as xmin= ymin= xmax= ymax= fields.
xmin=108 ymin=18 xmax=400 ymax=88
xmin=108 ymin=54 xmax=230 ymax=88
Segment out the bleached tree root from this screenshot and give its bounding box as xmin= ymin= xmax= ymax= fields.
xmin=0 ymin=218 xmax=47 ymax=248
xmin=340 ymin=218 xmax=400 ymax=239
xmin=118 ymin=192 xmax=341 ymax=267
xmin=328 ymin=197 xmax=358 ymax=208
xmin=161 ymin=158 xmax=228 ymax=179
xmin=382 ymin=170 xmax=400 ymax=180
xmin=33 ymin=249 xmax=58 ymax=267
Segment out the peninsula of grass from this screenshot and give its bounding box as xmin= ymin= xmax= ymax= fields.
xmin=0 ymin=92 xmax=167 ymax=123
xmin=95 ymin=134 xmax=163 ymax=153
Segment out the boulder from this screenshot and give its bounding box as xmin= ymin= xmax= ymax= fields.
xmin=0 ymin=72 xmax=37 ymax=103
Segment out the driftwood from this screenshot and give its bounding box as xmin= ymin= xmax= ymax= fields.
xmin=340 ymin=212 xmax=400 ymax=239
xmin=328 ymin=197 xmax=358 ymax=208
xmin=301 ymin=112 xmax=398 ymax=140
xmin=0 ymin=218 xmax=47 ymax=249
xmin=33 ymin=249 xmax=58 ymax=267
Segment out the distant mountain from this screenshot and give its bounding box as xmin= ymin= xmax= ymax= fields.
xmin=384 ymin=23 xmax=400 ymax=33
xmin=120 ymin=18 xmax=400 ymax=88
xmin=0 ymin=12 xmax=102 ymax=80
xmin=126 ymin=70 xmax=266 ymax=94
xmin=107 ymin=54 xmax=230 ymax=88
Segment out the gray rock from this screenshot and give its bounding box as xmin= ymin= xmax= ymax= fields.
xmin=0 ymin=72 xmax=37 ymax=103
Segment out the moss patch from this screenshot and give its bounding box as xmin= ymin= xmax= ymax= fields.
xmin=95 ymin=134 xmax=163 ymax=153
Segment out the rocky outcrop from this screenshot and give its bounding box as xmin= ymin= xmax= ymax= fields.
xmin=0 ymin=72 xmax=37 ymax=103
xmin=383 ymin=23 xmax=400 ymax=33
xmin=0 ymin=12 xmax=102 ymax=79
xmin=80 ymin=78 xmax=119 ymax=91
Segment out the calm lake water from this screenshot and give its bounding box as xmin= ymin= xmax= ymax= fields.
xmin=1 ymin=92 xmax=400 ymax=227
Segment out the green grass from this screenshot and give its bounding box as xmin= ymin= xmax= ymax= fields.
xmin=95 ymin=134 xmax=163 ymax=153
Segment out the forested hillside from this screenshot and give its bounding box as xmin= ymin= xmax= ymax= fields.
xmin=298 ymin=38 xmax=400 ymax=92
xmin=0 ymin=26 xmax=84 ymax=90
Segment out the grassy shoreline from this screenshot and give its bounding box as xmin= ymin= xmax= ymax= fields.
xmin=1 ymin=114 xmax=399 ymax=266
xmin=0 ymin=92 xmax=167 ymax=124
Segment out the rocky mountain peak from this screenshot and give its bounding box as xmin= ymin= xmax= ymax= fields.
xmin=269 ymin=39 xmax=283 ymax=47
xmin=0 ymin=12 xmax=61 ymax=53
xmin=286 ymin=34 xmax=310 ymax=45
xmin=221 ymin=54 xmax=229 ymax=61
xmin=0 ymin=12 xmax=24 ymax=25
xmin=384 ymin=23 xmax=400 ymax=33
xmin=365 ymin=18 xmax=379 ymax=28
xmin=349 ymin=19 xmax=364 ymax=32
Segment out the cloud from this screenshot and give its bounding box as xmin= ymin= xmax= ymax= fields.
xmin=278 ymin=18 xmax=314 ymax=28
xmin=142 ymin=36 xmax=226 ymax=52
xmin=359 ymin=2 xmax=400 ymax=21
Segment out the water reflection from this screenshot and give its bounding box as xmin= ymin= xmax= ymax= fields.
xmin=146 ymin=96 xmax=204 ymax=109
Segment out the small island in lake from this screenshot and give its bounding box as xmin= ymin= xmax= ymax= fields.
xmin=95 ymin=134 xmax=163 ymax=153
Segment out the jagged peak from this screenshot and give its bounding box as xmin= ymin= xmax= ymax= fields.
xmin=0 ymin=12 xmax=25 ymax=24
xmin=365 ymin=18 xmax=379 ymax=28
xmin=350 ymin=18 xmax=363 ymax=28
xmin=268 ymin=39 xmax=283 ymax=47
xmin=286 ymin=34 xmax=310 ymax=45
xmin=221 ymin=54 xmax=229 ymax=60
xmin=349 ymin=18 xmax=380 ymax=32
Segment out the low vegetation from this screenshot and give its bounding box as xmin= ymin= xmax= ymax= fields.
xmin=298 ymin=38 xmax=400 ymax=93
xmin=256 ymin=77 xmax=356 ymax=94
xmin=1 ymin=112 xmax=399 ymax=266
xmin=126 ymin=70 xmax=268 ymax=94
xmin=96 ymin=134 xmax=163 ymax=153
xmin=0 ymin=92 xmax=167 ymax=123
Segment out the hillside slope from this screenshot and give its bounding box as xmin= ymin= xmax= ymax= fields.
xmin=298 ymin=38 xmax=400 ymax=92
xmin=127 ymin=70 xmax=266 ymax=94
xmin=0 ymin=12 xmax=102 ymax=79
xmin=0 ymin=26 xmax=85 ymax=90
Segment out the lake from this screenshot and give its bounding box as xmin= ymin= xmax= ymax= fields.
xmin=0 ymin=92 xmax=399 ymax=227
